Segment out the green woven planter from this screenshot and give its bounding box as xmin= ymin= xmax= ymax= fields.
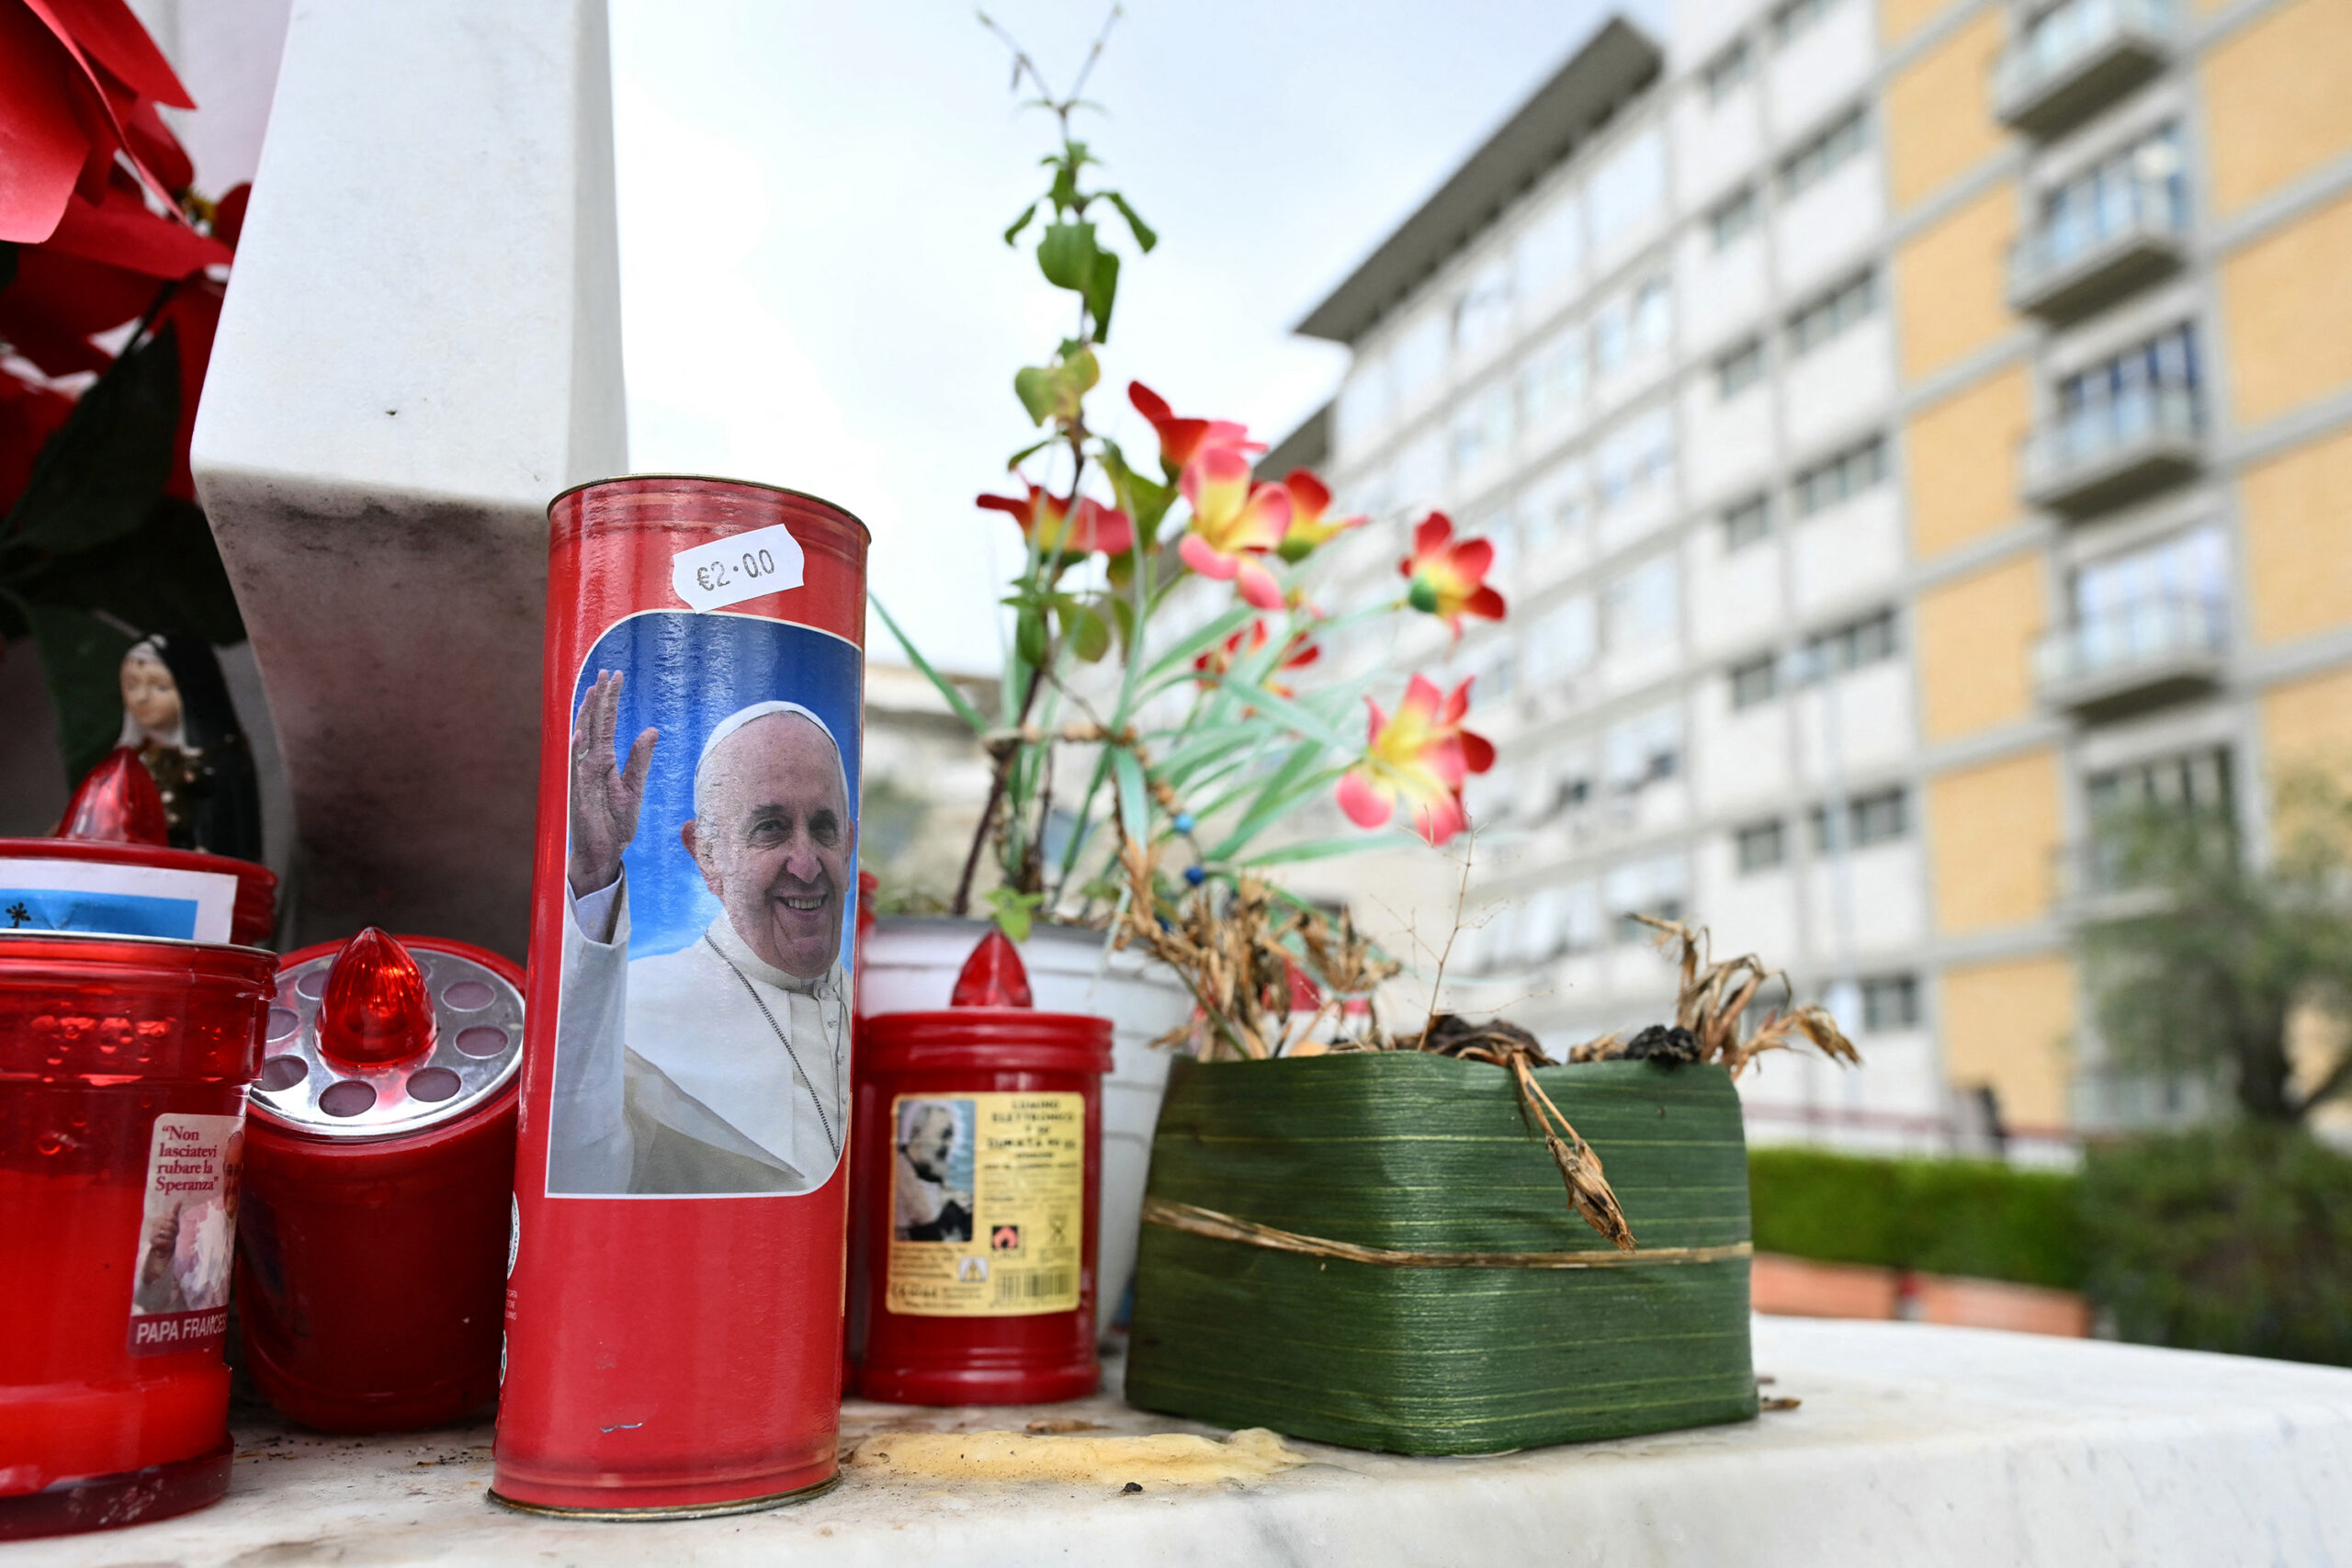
xmin=1124 ymin=1052 xmax=1758 ymax=1455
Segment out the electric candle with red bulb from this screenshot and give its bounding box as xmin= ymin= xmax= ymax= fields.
xmin=851 ymin=929 xmax=1112 ymax=1404
xmin=238 ymin=928 xmax=524 ymax=1433
xmin=2 ymin=752 xmax=277 ymax=1539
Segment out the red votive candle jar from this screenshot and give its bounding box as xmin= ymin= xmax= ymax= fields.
xmin=236 ymin=929 xmax=524 ymax=1432
xmin=0 ymin=932 xmax=276 ymax=1540
xmin=852 ymin=930 xmax=1111 ymax=1404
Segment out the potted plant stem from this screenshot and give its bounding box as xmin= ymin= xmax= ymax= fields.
xmin=868 ymin=15 xmax=1517 ymax=1331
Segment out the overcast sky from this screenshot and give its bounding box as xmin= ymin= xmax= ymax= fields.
xmin=610 ymin=0 xmax=1661 ymax=672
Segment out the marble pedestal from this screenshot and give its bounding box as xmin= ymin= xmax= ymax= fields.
xmin=14 ymin=1317 xmax=2352 ymax=1566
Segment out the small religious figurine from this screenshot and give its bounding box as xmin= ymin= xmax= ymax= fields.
xmin=118 ymin=633 xmax=264 ymax=863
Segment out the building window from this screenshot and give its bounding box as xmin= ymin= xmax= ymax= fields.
xmin=2054 ymin=322 xmax=2202 ymax=439
xmin=1723 ymin=493 xmax=1773 ymax=549
xmin=1792 ymin=434 xmax=1887 ymax=516
xmin=1603 ymin=555 xmax=1679 ymax=652
xmin=1797 ymin=606 xmax=1898 ymax=679
xmin=1632 ymin=277 xmax=1672 ymax=355
xmin=1779 ymin=107 xmax=1869 ymax=199
xmin=1589 ymin=127 xmax=1666 ymax=245
xmin=1596 ymin=408 xmax=1676 ymax=511
xmin=1736 ymin=819 xmax=1787 ymax=874
xmin=1709 ymin=186 xmax=1759 ymax=251
xmin=2071 ymin=525 xmax=2226 ymax=624
xmin=1449 ymin=379 xmax=1516 ymax=477
xmin=1604 ymin=702 xmax=1683 ymax=792
xmin=2086 ymin=747 xmax=2234 ymax=889
xmin=1860 ymin=974 xmax=1919 ymax=1032
xmin=1391 ymin=310 xmax=1451 ymax=404
xmin=1729 ymin=654 xmax=1780 ymax=710
xmin=2037 ymin=124 xmax=2185 ymax=276
xmin=1453 ymin=257 xmax=1515 ymax=358
xmin=1608 ymin=851 xmax=1688 ymax=943
xmin=1770 ymin=0 xmax=1838 ymax=47
xmin=1786 ymin=270 xmax=1878 ymax=356
xmin=1524 ymin=594 xmax=1597 ymax=682
xmin=1514 ymin=186 xmax=1584 ymax=301
xmin=1811 ymin=785 xmax=1909 ymax=852
xmin=1702 ymin=38 xmax=1754 ymax=102
xmin=1519 ymin=323 xmax=1588 ymax=429
xmin=1716 ymin=338 xmax=1766 ymax=399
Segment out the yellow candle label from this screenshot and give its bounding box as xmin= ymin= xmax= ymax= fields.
xmin=885 ymin=1091 xmax=1084 ymax=1317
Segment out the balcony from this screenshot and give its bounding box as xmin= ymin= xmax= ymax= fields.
xmin=2034 ymin=596 xmax=2224 ymax=719
xmin=2021 ymin=385 xmax=2202 ymax=518
xmin=1994 ymin=0 xmax=2174 ymax=140
xmin=2007 ymin=182 xmax=2187 ymax=322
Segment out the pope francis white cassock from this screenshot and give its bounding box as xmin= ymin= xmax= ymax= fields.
xmin=548 ymin=672 xmax=854 ymax=1196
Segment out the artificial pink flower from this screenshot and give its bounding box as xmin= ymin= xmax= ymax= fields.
xmin=1398 ymin=512 xmax=1507 ymax=639
xmin=1277 ymin=469 xmax=1366 ymax=561
xmin=1193 ymin=617 xmax=1321 ymax=695
xmin=1336 ymin=675 xmax=1496 ymax=846
xmin=1130 ymin=380 xmax=1261 ymax=473
xmin=1178 ymin=446 xmax=1289 ymax=609
xmin=977 ymin=481 xmax=1136 ymax=557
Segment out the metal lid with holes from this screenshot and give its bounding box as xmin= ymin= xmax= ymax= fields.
xmin=250 ymin=942 xmax=524 ymax=1139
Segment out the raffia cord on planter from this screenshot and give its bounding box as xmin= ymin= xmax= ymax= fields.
xmin=1142 ymin=1199 xmax=1753 ymax=1269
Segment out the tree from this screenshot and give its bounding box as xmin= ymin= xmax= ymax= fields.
xmin=2082 ymin=776 xmax=2352 ymax=1123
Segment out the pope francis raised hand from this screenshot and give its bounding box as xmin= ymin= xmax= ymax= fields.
xmin=548 ymin=670 xmax=854 ymax=1196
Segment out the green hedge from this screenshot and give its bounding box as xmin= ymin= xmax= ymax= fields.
xmin=2081 ymin=1127 xmax=2352 ymax=1367
xmin=1747 ymin=1147 xmax=2086 ymax=1291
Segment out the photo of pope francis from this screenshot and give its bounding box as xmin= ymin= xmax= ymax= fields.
xmin=548 ymin=670 xmax=854 ymax=1196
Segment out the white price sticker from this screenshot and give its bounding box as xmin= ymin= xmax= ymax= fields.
xmin=671 ymin=523 xmax=806 ymax=611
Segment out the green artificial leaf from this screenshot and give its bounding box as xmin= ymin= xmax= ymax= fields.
xmin=1209 ymin=670 xmax=1353 ymax=751
xmin=1006 ymin=436 xmax=1054 ymax=469
xmin=1111 ymin=747 xmax=1150 ymax=849
xmin=1002 ymin=202 xmax=1040 ymax=245
xmin=1097 ymin=438 xmax=1175 ymax=549
xmin=11 ymin=497 xmax=245 ymax=646
xmin=22 ymin=600 xmax=139 ymax=783
xmin=1108 ymin=593 xmax=1136 ymax=654
xmin=1238 ymin=834 xmax=1386 ymax=868
xmin=1103 ymin=191 xmax=1158 ymax=253
xmin=1084 ymin=247 xmax=1120 ymax=344
xmin=5 ymin=326 xmax=179 ymax=557
xmin=1015 ymin=609 xmax=1048 ymax=668
xmin=868 ymin=592 xmax=988 ymax=733
xmin=1061 ymin=601 xmax=1111 ymax=662
xmin=985 ymin=886 xmax=1044 ymax=943
xmin=1037 ymin=220 xmax=1098 ymax=294
xmin=1012 ymin=366 xmax=1058 ymax=427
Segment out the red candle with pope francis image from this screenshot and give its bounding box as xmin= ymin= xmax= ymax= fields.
xmin=494 ymin=478 xmax=869 ymax=1517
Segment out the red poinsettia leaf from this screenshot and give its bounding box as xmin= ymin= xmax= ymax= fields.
xmin=44 ymin=178 xmax=228 ymax=277
xmin=0 ymin=1 xmax=92 ymax=243
xmin=153 ymin=276 xmax=221 ymax=499
xmin=19 ymin=0 xmax=184 ymax=206
xmin=210 ymin=182 xmax=250 ymax=248
xmin=39 ymin=0 xmax=192 ymax=107
xmin=121 ymin=96 xmax=192 ymax=196
xmin=0 ymin=242 xmax=154 ymax=375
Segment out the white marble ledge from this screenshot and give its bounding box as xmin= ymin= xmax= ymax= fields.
xmin=17 ymin=1318 xmax=2352 ymax=1567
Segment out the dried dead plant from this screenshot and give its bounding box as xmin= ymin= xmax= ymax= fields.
xmin=1566 ymin=914 xmax=1861 ymax=1077
xmin=1113 ymin=839 xmax=1396 ymax=1061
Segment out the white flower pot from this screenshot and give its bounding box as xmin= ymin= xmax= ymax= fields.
xmin=860 ymin=917 xmax=1193 ymax=1340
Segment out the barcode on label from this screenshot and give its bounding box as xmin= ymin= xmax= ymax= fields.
xmin=995 ymin=1269 xmax=1075 ymax=1303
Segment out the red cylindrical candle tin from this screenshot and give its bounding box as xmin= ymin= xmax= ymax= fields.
xmin=495 ymin=477 xmax=868 ymax=1517
xmin=1 ymin=747 xmax=277 ymax=951
xmin=0 ymin=932 xmax=274 ymax=1540
xmin=852 ymin=931 xmax=1112 ymax=1404
xmin=236 ymin=930 xmax=524 ymax=1432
